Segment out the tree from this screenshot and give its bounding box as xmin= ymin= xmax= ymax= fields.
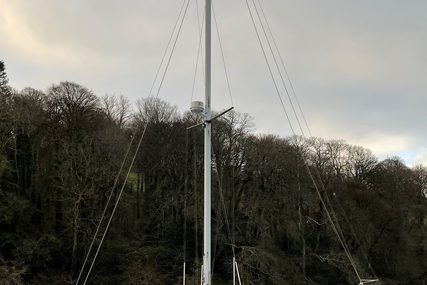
xmin=0 ymin=257 xmax=26 ymax=285
xmin=1 ymin=82 xmax=426 ymax=284
xmin=0 ymin=60 xmax=9 ymax=95
xmin=134 ymin=97 xmax=178 ymax=127
xmin=46 ymin=81 xmax=100 ymax=136
xmin=414 ymin=165 xmax=427 ymax=198
xmin=0 ymin=61 xmax=12 ymax=176
xmin=101 ymin=94 xmax=131 ymax=129
xmin=43 ymin=82 xmax=128 ymax=269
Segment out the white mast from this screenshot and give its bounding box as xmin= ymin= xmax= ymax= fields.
xmin=203 ymin=0 xmax=212 ymax=284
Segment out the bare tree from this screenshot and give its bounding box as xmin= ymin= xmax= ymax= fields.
xmin=346 ymin=145 xmax=377 ymax=182
xmin=101 ymin=94 xmax=131 ymax=128
xmin=46 ymin=81 xmax=100 ymax=131
xmin=134 ymin=97 xmax=178 ymax=127
xmin=414 ymin=165 xmax=427 ymax=197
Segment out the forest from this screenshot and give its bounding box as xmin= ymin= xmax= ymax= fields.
xmin=0 ymin=60 xmax=426 ymax=284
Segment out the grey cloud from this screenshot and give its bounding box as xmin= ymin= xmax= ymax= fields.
xmin=1 ymin=0 xmax=426 ymax=165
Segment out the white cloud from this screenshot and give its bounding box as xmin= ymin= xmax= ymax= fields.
xmin=351 ymin=134 xmax=412 ymax=158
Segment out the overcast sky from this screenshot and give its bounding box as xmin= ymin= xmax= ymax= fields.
xmin=1 ymin=0 xmax=426 ymax=166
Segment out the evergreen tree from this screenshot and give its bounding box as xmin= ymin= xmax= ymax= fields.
xmin=0 ymin=60 xmax=9 ymax=95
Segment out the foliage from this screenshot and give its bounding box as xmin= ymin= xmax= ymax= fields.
xmin=0 ymin=76 xmax=425 ymax=284
xmin=0 ymin=60 xmax=10 ymax=96
xmin=0 ymin=258 xmax=27 ymax=285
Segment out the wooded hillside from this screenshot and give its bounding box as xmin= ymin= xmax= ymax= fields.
xmin=1 ymin=62 xmax=426 ymax=284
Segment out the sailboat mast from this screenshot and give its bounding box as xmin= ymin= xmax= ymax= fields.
xmin=203 ymin=0 xmax=212 ymax=284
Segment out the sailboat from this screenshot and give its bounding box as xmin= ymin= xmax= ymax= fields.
xmin=188 ymin=1 xmax=380 ymax=284
xmin=76 ymin=1 xmax=381 ymax=284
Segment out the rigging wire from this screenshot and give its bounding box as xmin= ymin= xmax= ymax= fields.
xmin=149 ymin=0 xmax=188 ymax=97
xmin=296 ymin=153 xmax=307 ymax=279
xmin=82 ymin=125 xmax=148 ymax=285
xmin=250 ymin=5 xmax=358 ymax=270
xmin=182 ymin=130 xmax=189 ymax=263
xmin=75 ymin=133 xmax=135 ymax=285
xmin=212 ymin=144 xmax=234 ymax=247
xmin=191 ymin=129 xmax=200 ymax=282
xmin=317 ymin=175 xmax=360 ymax=266
xmin=213 ymin=4 xmax=235 ymax=107
xmin=190 ymin=6 xmax=206 ymax=104
xmin=255 ymin=0 xmax=312 ymax=137
xmin=245 ymin=0 xmax=295 ymax=137
xmin=191 ymin=7 xmax=237 ymax=268
xmin=189 ymin=3 xmax=238 ymax=276
xmin=244 ymin=0 xmax=363 ymax=282
xmin=194 ymin=0 xmax=202 ymax=42
xmin=183 ymin=129 xmax=189 ymax=276
xmin=333 ymin=189 xmax=378 ymax=279
xmin=231 ymin=149 xmax=236 ymax=256
xmin=245 ymin=18 xmax=366 ymax=276
xmin=243 ymin=0 xmax=296 ymax=136
xmin=195 ymin=0 xmax=206 ymax=79
xmin=305 ymin=165 xmax=362 ymax=283
xmin=154 ymin=0 xmax=191 ymax=99
xmin=188 ymin=4 xmax=204 ymax=276
xmin=250 ymin=0 xmax=305 ymax=137
xmin=78 ymin=0 xmax=192 ymax=283
xmin=248 ymin=7 xmax=368 ymax=275
xmin=248 ymin=7 xmax=368 ymax=274
xmin=211 ymin=140 xmax=236 ymax=280
xmin=77 ymin=1 xmax=189 ymax=279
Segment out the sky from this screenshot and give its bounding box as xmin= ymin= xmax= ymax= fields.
xmin=1 ymin=0 xmax=426 ymax=166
